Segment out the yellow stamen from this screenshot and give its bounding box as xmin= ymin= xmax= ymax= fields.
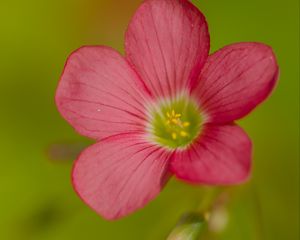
xmin=171 ymin=118 xmax=178 ymax=124
xmin=166 ymin=120 xmax=170 ymax=125
xmin=171 ymin=132 xmax=177 ymax=140
xmin=183 ymin=121 xmax=190 ymax=127
xmin=180 ymin=131 xmax=188 ymax=137
xmin=166 ymin=112 xmax=171 ymax=118
xmin=175 ymin=113 xmax=181 ymax=118
xmin=171 ymin=109 xmax=175 ymax=116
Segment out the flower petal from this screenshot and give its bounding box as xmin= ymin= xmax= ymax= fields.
xmin=125 ymin=0 xmax=209 ymax=98
xmin=72 ymin=133 xmax=172 ymax=220
xmin=170 ymin=124 xmax=252 ymax=184
xmin=56 ymin=46 xmax=151 ymax=140
xmin=192 ymin=42 xmax=279 ymax=123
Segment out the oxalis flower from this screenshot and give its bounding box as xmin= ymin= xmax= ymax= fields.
xmin=55 ymin=0 xmax=278 ymax=220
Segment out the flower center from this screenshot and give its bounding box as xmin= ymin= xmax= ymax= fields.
xmin=148 ymin=96 xmax=203 ymax=149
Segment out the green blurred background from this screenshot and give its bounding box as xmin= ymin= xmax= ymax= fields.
xmin=0 ymin=0 xmax=299 ymax=239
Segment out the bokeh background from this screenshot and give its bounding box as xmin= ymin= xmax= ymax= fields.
xmin=0 ymin=0 xmax=299 ymax=239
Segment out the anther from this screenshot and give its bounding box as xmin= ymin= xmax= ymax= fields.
xmin=183 ymin=122 xmax=190 ymax=127
xmin=180 ymin=131 xmax=188 ymax=137
xmin=171 ymin=118 xmax=179 ymax=124
xmin=171 ymin=132 xmax=177 ymax=139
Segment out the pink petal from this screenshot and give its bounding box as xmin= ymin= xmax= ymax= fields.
xmin=170 ymin=124 xmax=252 ymax=184
xmin=55 ymin=46 xmax=151 ymax=140
xmin=125 ymin=0 xmax=210 ymax=98
xmin=192 ymin=42 xmax=279 ymax=123
xmin=72 ymin=133 xmax=172 ymax=220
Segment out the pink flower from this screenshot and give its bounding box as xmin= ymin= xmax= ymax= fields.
xmin=55 ymin=0 xmax=278 ymax=220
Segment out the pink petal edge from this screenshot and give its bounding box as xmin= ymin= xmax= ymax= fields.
xmin=55 ymin=46 xmax=151 ymax=140
xmin=170 ymin=124 xmax=252 ymax=185
xmin=125 ymin=0 xmax=210 ymax=99
xmin=72 ymin=133 xmax=172 ymax=220
xmin=192 ymin=42 xmax=279 ymax=123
